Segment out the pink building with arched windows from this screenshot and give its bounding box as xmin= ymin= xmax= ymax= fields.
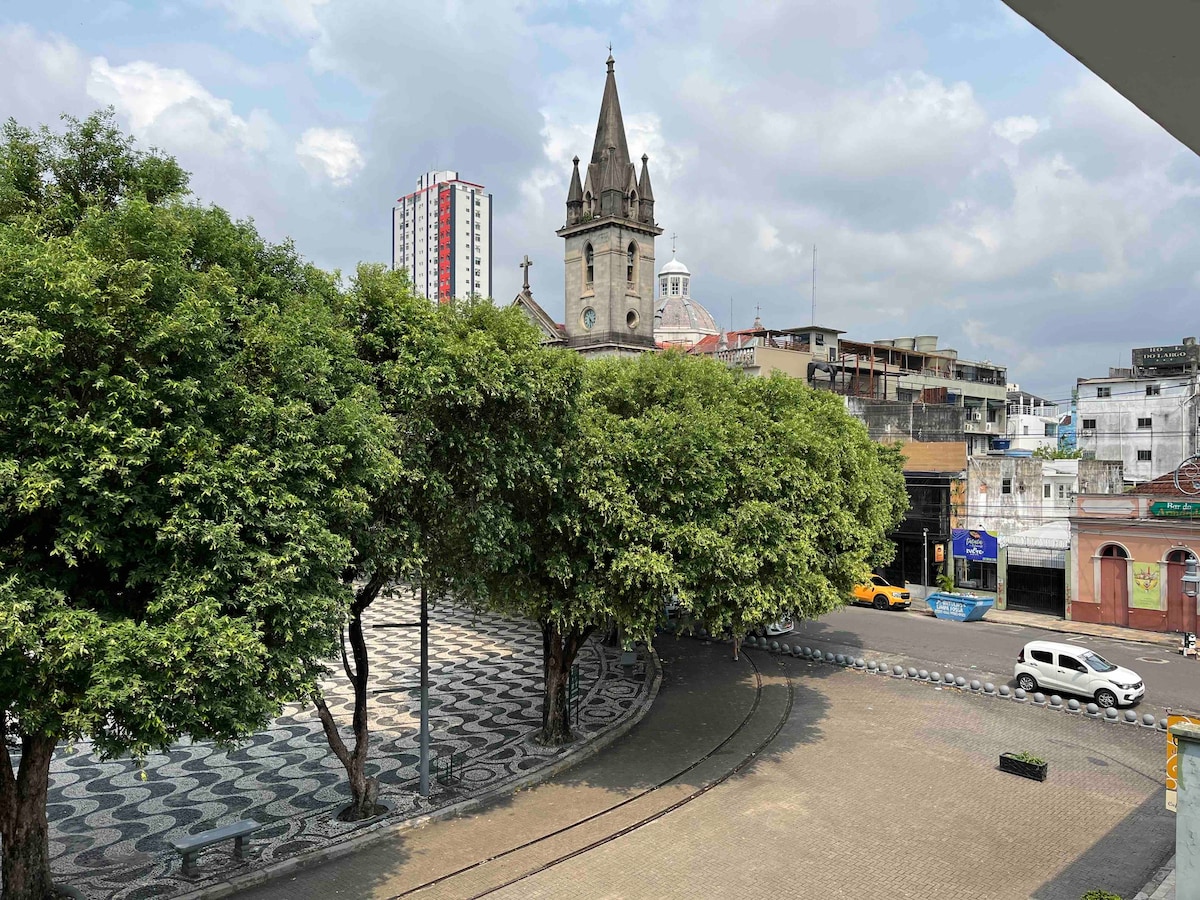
xmin=1070 ymin=468 xmax=1200 ymax=634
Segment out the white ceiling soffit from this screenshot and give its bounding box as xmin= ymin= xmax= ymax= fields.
xmin=1002 ymin=0 xmax=1200 ymax=157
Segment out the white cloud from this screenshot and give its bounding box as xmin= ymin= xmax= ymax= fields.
xmin=295 ymin=127 xmax=365 ymax=185
xmin=207 ymin=0 xmax=329 ymax=38
xmin=992 ymin=115 xmax=1042 ymax=145
xmin=86 ymin=57 xmax=272 ymax=154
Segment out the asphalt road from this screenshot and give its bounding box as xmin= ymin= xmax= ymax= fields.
xmin=791 ymin=604 xmax=1200 ymax=720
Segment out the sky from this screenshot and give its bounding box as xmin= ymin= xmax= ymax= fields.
xmin=4 ymin=0 xmax=1200 ymax=403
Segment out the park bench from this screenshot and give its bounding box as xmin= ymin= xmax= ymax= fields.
xmin=168 ymin=818 xmax=262 ymax=875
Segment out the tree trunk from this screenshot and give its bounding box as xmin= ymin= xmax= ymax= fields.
xmin=539 ymin=623 xmax=592 ymax=746
xmin=0 ymin=731 xmax=58 ymax=900
xmin=313 ymin=574 xmax=386 ymax=822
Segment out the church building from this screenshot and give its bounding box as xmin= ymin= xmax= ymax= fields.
xmin=515 ymin=54 xmax=662 ymax=356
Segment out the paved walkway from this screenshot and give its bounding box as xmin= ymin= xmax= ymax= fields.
xmin=909 ymin=604 xmax=1182 ymax=648
xmin=32 ymin=590 xmax=654 ymax=900
xmin=229 ymin=636 xmax=1174 ymax=900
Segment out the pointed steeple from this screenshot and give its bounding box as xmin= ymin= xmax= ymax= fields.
xmin=591 ymin=54 xmax=632 ymax=173
xmin=637 ymin=153 xmax=654 ymax=224
xmin=566 ymin=155 xmax=583 ymax=224
xmin=637 ymin=154 xmax=654 ymax=201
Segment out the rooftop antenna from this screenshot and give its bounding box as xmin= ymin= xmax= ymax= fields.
xmin=811 ymin=244 xmax=817 ymax=325
xmin=671 ymin=232 xmax=677 ymax=255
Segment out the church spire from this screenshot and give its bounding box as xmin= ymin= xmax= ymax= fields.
xmin=591 ymin=54 xmax=631 ymax=172
xmin=637 ymin=153 xmax=654 ymax=224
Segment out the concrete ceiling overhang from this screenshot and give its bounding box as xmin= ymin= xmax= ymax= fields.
xmin=1003 ymin=0 xmax=1200 ymax=157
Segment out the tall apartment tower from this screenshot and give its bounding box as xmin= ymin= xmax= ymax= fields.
xmin=557 ymin=54 xmax=662 ymax=355
xmin=392 ymin=170 xmax=492 ymax=303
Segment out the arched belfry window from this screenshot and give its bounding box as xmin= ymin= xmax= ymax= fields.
xmin=1100 ymin=544 xmax=1128 ymax=558
xmin=585 ymin=243 xmax=594 ymax=286
xmin=627 ymin=242 xmax=637 ymax=284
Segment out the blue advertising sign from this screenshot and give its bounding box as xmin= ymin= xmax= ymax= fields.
xmin=952 ymin=528 xmax=998 ymax=563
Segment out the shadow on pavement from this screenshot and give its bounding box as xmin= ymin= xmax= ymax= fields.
xmin=1032 ymin=790 xmax=1175 ymax=900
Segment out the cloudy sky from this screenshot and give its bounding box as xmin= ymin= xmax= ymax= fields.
xmin=5 ymin=0 xmax=1199 ymax=401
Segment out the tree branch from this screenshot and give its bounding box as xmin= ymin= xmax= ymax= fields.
xmin=311 ymin=694 xmax=353 ymax=771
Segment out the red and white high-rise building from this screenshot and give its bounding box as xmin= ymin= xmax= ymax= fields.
xmin=392 ymin=170 xmax=492 ymax=303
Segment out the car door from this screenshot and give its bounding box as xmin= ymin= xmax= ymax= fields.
xmin=1027 ymin=648 xmax=1059 ymax=690
xmin=1055 ymin=651 xmax=1093 ymax=699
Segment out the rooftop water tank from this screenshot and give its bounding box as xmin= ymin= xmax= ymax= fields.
xmin=914 ymin=335 xmax=938 ymax=352
xmin=894 ymin=337 xmax=916 ymax=350
xmin=1004 ymin=449 xmax=1034 ymax=458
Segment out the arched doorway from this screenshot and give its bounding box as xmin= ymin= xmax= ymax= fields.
xmin=1099 ymin=544 xmax=1129 ymax=627
xmin=1166 ymin=549 xmax=1198 ymax=634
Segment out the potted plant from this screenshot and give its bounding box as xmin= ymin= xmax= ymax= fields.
xmin=999 ymin=750 xmax=1048 ymax=781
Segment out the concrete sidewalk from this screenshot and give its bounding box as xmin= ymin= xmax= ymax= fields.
xmin=908 ymin=604 xmax=1182 ymax=648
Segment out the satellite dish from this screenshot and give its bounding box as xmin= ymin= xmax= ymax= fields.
xmin=1175 ymin=455 xmax=1200 ymax=495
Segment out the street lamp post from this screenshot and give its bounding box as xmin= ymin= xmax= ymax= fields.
xmin=923 ymin=527 xmax=929 ymax=598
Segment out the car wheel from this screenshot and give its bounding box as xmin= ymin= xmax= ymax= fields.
xmin=873 ymin=595 xmax=888 ymax=610
xmin=1095 ymin=688 xmax=1118 ymax=709
xmin=1017 ymin=673 xmax=1038 ymax=692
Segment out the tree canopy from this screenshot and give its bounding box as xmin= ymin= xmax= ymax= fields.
xmin=0 ymin=111 xmax=383 ymax=897
xmin=482 ymin=350 xmax=909 ymax=742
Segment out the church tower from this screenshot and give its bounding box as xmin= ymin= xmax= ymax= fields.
xmin=557 ymin=54 xmax=663 ymax=355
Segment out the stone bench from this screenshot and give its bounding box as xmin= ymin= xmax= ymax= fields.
xmin=168 ymin=818 xmax=262 ymax=875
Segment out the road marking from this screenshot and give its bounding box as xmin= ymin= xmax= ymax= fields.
xmin=1136 ymin=656 xmax=1170 ymax=665
xmin=1065 ymin=635 xmax=1090 ymax=643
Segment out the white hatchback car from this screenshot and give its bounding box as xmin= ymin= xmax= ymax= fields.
xmin=1014 ymin=640 xmax=1145 ymax=708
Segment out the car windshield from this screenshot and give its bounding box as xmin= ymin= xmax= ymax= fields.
xmin=1081 ymin=651 xmax=1117 ymax=673
xmin=872 ymin=576 xmax=887 ymax=586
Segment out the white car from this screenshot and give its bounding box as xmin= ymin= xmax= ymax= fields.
xmin=1014 ymin=640 xmax=1145 ymax=708
xmin=758 ymin=619 xmax=795 ymax=637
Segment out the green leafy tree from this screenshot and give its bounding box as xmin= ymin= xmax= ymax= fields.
xmin=1033 ymin=445 xmax=1082 ymax=460
xmin=0 ymin=113 xmax=382 ymax=898
xmin=312 ymin=266 xmax=581 ymax=819
xmin=484 ymin=351 xmax=908 ymax=744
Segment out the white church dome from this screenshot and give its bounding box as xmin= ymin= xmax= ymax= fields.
xmin=653 ymin=254 xmax=719 ymax=346
xmin=658 ymin=256 xmax=690 ymax=276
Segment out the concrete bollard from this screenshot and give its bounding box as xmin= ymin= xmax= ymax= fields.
xmin=1049 ymin=695 xmax=1062 ymax=708
xmin=1014 ymin=688 xmax=1027 ymax=702
xmin=930 ymin=671 xmax=941 ymax=683
xmin=893 ymin=665 xmax=905 ymax=677
xmin=855 ymin=658 xmax=865 ymax=669
xmin=919 ymin=670 xmax=930 ymax=681
xmin=1066 ymin=699 xmax=1081 ymax=713
xmin=1032 ymin=692 xmax=1046 ymax=705
xmin=999 ymin=685 xmax=1011 ymax=697
xmin=983 ymin=682 xmax=996 ymax=694
xmin=954 ymin=676 xmax=967 ymax=688
xmin=1104 ymin=708 xmax=1119 ymax=722
xmin=1086 ymin=703 xmax=1101 ymax=717
xmin=969 ymin=680 xmax=982 ymax=692
xmin=907 ymin=667 xmax=919 ymax=679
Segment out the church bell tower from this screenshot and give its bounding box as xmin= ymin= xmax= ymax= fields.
xmin=557 ymin=54 xmax=663 ymax=355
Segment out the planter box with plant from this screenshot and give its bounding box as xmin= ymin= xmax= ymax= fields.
xmin=999 ymin=750 xmax=1048 ymax=781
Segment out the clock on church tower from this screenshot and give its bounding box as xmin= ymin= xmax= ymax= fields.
xmin=556 ymin=53 xmax=663 ymax=357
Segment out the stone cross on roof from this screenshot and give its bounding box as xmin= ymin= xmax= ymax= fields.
xmin=520 ymin=254 xmax=533 ymax=291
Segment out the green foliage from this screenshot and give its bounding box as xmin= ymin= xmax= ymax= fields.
xmin=1008 ymin=751 xmax=1047 ymax=766
xmin=483 ymin=349 xmax=909 ymax=652
xmin=936 ymin=567 xmax=955 ymax=593
xmin=1080 ymin=890 xmax=1122 ymax=900
xmin=1033 ymin=445 xmax=1082 ymax=460
xmin=0 ymin=112 xmax=382 ymax=760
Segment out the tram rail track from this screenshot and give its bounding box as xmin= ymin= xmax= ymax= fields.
xmin=390 ymin=649 xmax=795 ymax=899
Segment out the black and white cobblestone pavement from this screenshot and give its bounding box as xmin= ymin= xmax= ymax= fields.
xmin=18 ymin=589 xmax=651 ymax=899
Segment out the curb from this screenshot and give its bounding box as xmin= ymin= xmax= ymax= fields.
xmin=903 ymin=607 xmax=1178 ymax=649
xmin=722 ymin=634 xmax=1169 ymax=739
xmin=172 ymin=647 xmax=663 ymax=900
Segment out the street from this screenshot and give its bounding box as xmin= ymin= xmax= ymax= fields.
xmin=791 ymin=605 xmax=1200 ymax=721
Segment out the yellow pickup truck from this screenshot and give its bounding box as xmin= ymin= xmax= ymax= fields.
xmin=852 ymin=575 xmax=911 ymax=610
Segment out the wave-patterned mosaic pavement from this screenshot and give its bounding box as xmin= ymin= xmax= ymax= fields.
xmin=17 ymin=589 xmax=650 ymax=899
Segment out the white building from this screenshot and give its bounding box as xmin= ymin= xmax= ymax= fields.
xmin=392 ymin=170 xmax=492 ymax=303
xmin=653 ymin=255 xmax=720 ymax=348
xmin=1005 ymin=385 xmax=1059 ymax=453
xmin=1076 ymin=338 xmax=1200 ymax=484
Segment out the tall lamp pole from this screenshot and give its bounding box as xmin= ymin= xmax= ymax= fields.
xmin=923 ymin=527 xmax=930 ymax=597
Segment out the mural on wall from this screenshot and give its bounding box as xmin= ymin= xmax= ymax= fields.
xmin=949 ymin=479 xmax=966 ymax=530
xmin=1131 ymin=562 xmax=1162 ymax=610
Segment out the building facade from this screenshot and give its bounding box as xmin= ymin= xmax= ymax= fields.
xmin=1004 ymin=385 xmax=1059 ymax=453
xmin=1076 ymin=338 xmax=1200 ymax=484
xmin=392 ymin=170 xmax=492 ymax=303
xmin=557 ymin=55 xmax=662 ymax=356
xmin=1070 ymin=471 xmax=1200 ymax=634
